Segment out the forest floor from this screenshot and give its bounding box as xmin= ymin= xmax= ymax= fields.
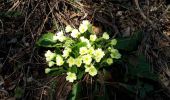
xmin=0 ymin=0 xmax=170 ymax=100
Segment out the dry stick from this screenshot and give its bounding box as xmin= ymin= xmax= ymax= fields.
xmin=134 ymin=0 xmax=170 ymax=41
xmin=8 ymin=0 xmax=21 ymax=12
xmin=45 ymin=0 xmax=59 ymax=30
xmin=23 ymin=1 xmax=41 ymax=29
xmin=36 ymin=1 xmax=58 ymax=36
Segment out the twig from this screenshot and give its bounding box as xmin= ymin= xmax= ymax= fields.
xmin=24 ymin=0 xmax=42 ymax=29
xmin=8 ymin=0 xmax=21 ymax=12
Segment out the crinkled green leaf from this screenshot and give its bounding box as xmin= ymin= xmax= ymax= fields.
xmin=71 ymin=42 xmax=87 ymax=58
xmin=70 ymin=66 xmax=78 ymax=73
xmin=127 ymin=55 xmax=158 ymax=81
xmin=36 ymin=32 xmax=56 ymax=47
xmin=115 ymin=31 xmax=143 ymax=52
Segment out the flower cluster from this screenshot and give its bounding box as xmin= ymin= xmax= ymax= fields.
xmin=44 ymin=20 xmax=121 ymax=82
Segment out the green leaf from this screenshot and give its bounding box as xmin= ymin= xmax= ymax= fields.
xmin=70 ymin=66 xmax=78 ymax=73
xmin=71 ymin=42 xmax=87 ymax=58
xmin=77 ymin=70 xmax=84 ymax=80
xmin=48 ymin=67 xmax=66 ymax=76
xmin=73 ymin=42 xmax=87 ymax=49
xmin=115 ymin=31 xmax=143 ymax=52
xmin=127 ymin=55 xmax=158 ymax=81
xmin=67 ymin=83 xmax=81 ymax=100
xmin=36 ymin=32 xmax=56 ymax=47
xmin=14 ymin=87 xmax=24 ymax=99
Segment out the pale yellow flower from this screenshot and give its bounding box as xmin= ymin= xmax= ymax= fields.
xmin=57 ymin=31 xmax=64 ymax=36
xmin=82 ymin=54 xmax=92 ymax=65
xmin=65 ymin=25 xmax=73 ymax=33
xmin=45 ymin=50 xmax=56 ymax=62
xmin=88 ymin=66 xmax=97 ymax=76
xmin=67 ymin=57 xmax=75 ymax=67
xmin=102 ymin=32 xmax=109 ymax=39
xmin=45 ymin=68 xmax=51 ymax=74
xmin=48 ymin=61 xmax=55 ymax=67
xmin=110 ymin=39 xmax=117 ymax=46
xmin=80 ymin=36 xmax=91 ymax=48
xmin=56 ymin=55 xmax=64 ymax=66
xmin=58 ymin=36 xmax=66 ymax=42
xmin=75 ymin=57 xmax=82 ymax=67
xmin=90 ymin=34 xmax=97 ymax=41
xmin=71 ymin=29 xmax=80 ymax=38
xmin=85 ymin=64 xmax=93 ymax=72
xmin=53 ymin=31 xmax=66 ymax=42
xmin=53 ymin=35 xmax=58 ymax=41
xmin=94 ymin=56 xmax=102 ymax=63
xmin=79 ymin=24 xmax=88 ymax=33
xmin=106 ymin=58 xmax=113 ymax=65
xmin=79 ymin=47 xmax=88 ymax=55
xmin=85 ymin=64 xmax=97 ymax=77
xmin=82 ymin=20 xmax=90 ymax=26
xmin=93 ymin=48 xmax=105 ymax=62
xmin=110 ymin=49 xmax=121 ymax=59
xmin=62 ymin=48 xmax=72 ymax=58
xmin=66 ymin=72 xmax=77 ymax=82
xmin=88 ymin=47 xmax=95 ymax=55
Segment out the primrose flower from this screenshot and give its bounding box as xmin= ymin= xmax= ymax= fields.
xmin=93 ymin=48 xmax=105 ymax=62
xmin=106 ymin=58 xmax=113 ymax=65
xmin=63 ymin=48 xmax=72 ymax=58
xmin=56 ymin=55 xmax=64 ymax=66
xmin=102 ymin=32 xmax=110 ymax=40
xmin=110 ymin=39 xmax=117 ymax=46
xmin=66 ymin=72 xmax=77 ymax=82
xmin=75 ymin=57 xmax=82 ymax=67
xmin=79 ymin=24 xmax=88 ymax=33
xmin=79 ymin=47 xmax=88 ymax=55
xmin=85 ymin=64 xmax=97 ymax=77
xmin=48 ymin=61 xmax=55 ymax=67
xmin=82 ymin=54 xmax=92 ymax=65
xmin=58 ymin=36 xmax=66 ymax=42
xmin=67 ymin=57 xmax=75 ymax=67
xmin=107 ymin=47 xmax=112 ymax=52
xmin=71 ymin=29 xmax=80 ymax=38
xmin=39 ymin=20 xmax=122 ymax=82
xmin=53 ymin=31 xmax=66 ymax=42
xmin=82 ymin=20 xmax=90 ymax=26
xmin=53 ymin=35 xmax=58 ymax=41
xmin=65 ymin=25 xmax=73 ymax=33
xmin=45 ymin=50 xmax=56 ymax=62
xmin=90 ymin=35 xmax=97 ymax=41
xmin=88 ymin=47 xmax=95 ymax=55
xmin=80 ymin=36 xmax=91 ymax=48
xmin=57 ymin=31 xmax=64 ymax=36
xmin=88 ymin=66 xmax=97 ymax=76
xmin=45 ymin=68 xmax=51 ymax=74
xmin=94 ymin=57 xmax=101 ymax=63
xmin=110 ymin=49 xmax=121 ymax=59
xmin=85 ymin=64 xmax=92 ymax=72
